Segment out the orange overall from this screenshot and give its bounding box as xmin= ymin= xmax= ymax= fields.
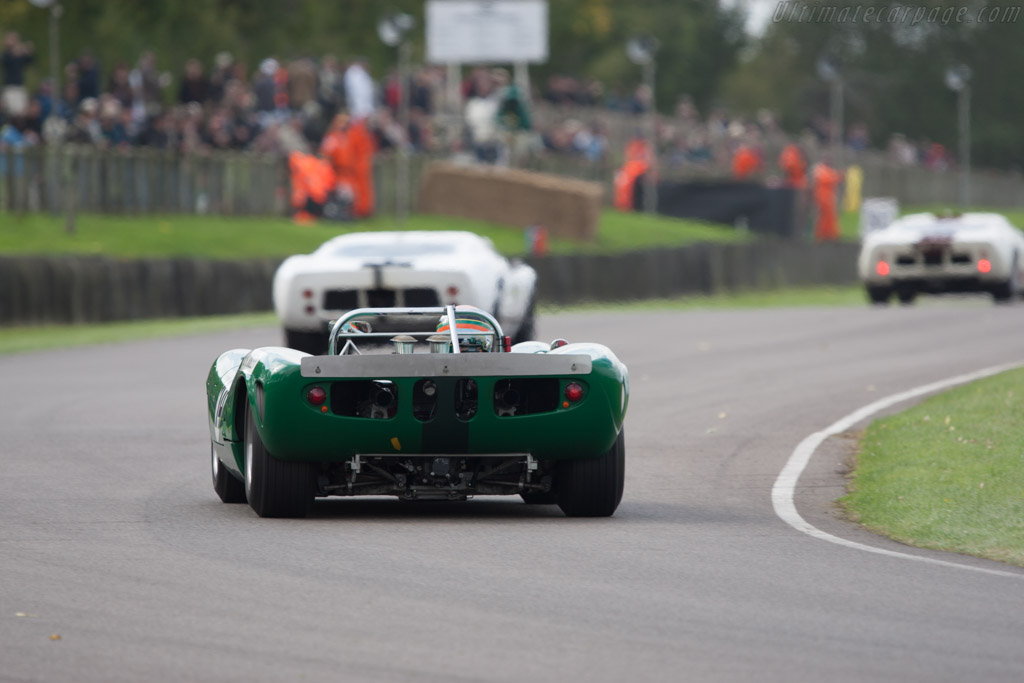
xmin=320 ymin=128 xmax=358 ymax=199
xmin=812 ymin=163 xmax=842 ymax=241
xmin=347 ymin=119 xmax=376 ymax=218
xmin=731 ymin=145 xmax=761 ymax=179
xmin=778 ymin=144 xmax=807 ymax=189
xmin=613 ymin=139 xmax=652 ymax=211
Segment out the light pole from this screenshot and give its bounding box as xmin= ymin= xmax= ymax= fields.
xmin=945 ymin=65 xmax=972 ymax=207
xmin=28 ymin=0 xmax=62 ymax=217
xmin=378 ymin=12 xmax=416 ymax=224
xmin=817 ymin=56 xmax=843 ymax=164
xmin=627 ymin=36 xmax=658 ymax=215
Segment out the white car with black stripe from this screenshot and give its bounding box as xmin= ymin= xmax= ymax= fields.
xmin=273 ymin=231 xmax=538 ymax=353
xmin=858 ymin=212 xmax=1024 ymax=304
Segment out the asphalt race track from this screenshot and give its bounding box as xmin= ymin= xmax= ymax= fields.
xmin=3 ymin=301 xmax=1024 ymax=682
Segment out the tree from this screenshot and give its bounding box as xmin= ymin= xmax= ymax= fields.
xmin=721 ymin=0 xmax=1024 ymax=169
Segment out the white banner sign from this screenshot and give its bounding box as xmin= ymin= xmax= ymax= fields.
xmin=426 ymin=0 xmax=549 ymax=64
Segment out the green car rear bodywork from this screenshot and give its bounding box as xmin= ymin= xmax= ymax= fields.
xmin=207 ymin=343 xmax=629 ymax=478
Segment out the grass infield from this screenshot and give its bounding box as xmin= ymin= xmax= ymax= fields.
xmin=3 ymin=205 xmax=1017 ymax=260
xmin=0 ymin=210 xmax=746 ymax=260
xmin=0 ymin=312 xmax=276 ymax=355
xmin=842 ymin=367 xmax=1024 ymax=567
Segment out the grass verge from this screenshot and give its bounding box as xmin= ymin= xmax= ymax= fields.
xmin=0 ymin=312 xmax=276 ymax=355
xmin=4 ymin=203 xmax=1019 ymax=257
xmin=841 ymin=367 xmax=1024 ymax=567
xmin=0 ymin=210 xmax=745 ymax=260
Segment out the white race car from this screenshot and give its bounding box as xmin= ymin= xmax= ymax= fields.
xmin=858 ymin=212 xmax=1024 ymax=304
xmin=273 ymin=231 xmax=538 ymax=353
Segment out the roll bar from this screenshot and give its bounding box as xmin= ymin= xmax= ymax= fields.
xmin=327 ymin=306 xmax=505 ymax=355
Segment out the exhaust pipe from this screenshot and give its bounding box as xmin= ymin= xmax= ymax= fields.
xmin=495 ymin=384 xmax=521 ymax=417
xmin=500 ymin=389 xmax=521 ymax=406
xmin=372 ymin=384 xmax=395 ymax=408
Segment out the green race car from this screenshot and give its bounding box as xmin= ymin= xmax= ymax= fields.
xmin=206 ymin=305 xmax=628 ymax=518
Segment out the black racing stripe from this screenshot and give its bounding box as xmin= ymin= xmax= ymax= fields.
xmin=421 ymin=377 xmax=470 ymax=454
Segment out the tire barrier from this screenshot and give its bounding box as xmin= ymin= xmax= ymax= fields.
xmin=526 ymin=241 xmax=861 ymax=305
xmin=0 ymin=255 xmax=282 ymax=325
xmin=0 ymin=241 xmax=861 ymax=326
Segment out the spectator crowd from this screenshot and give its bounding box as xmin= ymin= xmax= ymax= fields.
xmin=1 ymin=33 xmax=452 ymax=160
xmin=1 ymin=29 xmax=956 ymax=175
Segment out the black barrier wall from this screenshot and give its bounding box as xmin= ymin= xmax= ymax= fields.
xmin=0 ymin=256 xmax=282 ymax=325
xmin=0 ymin=242 xmax=861 ymax=325
xmin=634 ymin=180 xmax=798 ymax=238
xmin=528 ymin=242 xmax=860 ymax=305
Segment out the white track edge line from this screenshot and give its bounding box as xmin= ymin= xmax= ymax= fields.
xmin=772 ymin=360 xmax=1024 ymax=579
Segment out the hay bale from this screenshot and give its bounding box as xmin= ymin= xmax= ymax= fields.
xmin=417 ymin=162 xmax=603 ymax=241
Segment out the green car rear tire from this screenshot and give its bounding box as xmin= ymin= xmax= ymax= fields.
xmin=244 ymin=403 xmax=315 ymax=518
xmin=212 ymin=442 xmax=246 ymax=504
xmin=556 ymin=429 xmax=625 ymax=517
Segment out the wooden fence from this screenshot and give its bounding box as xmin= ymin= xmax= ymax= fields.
xmin=0 ymin=145 xmax=286 ymax=215
xmin=2 ymin=143 xmax=1023 ymax=220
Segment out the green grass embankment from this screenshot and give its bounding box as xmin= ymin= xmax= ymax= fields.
xmin=0 ymin=210 xmax=747 ymax=260
xmin=842 ymin=367 xmax=1024 ymax=567
xmin=0 ymin=313 xmax=276 ymax=355
xmin=5 ymin=204 xmax=1019 ymax=257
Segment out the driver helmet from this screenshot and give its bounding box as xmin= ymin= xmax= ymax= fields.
xmin=436 ymin=306 xmax=496 ymax=352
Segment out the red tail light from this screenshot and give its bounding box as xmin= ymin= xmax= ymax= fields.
xmin=302 ymin=289 xmax=313 ymax=299
xmin=977 ymin=259 xmax=992 ymax=274
xmin=447 ymin=285 xmax=459 ymax=297
xmin=307 ymin=386 xmax=327 ymax=406
xmin=564 ymin=382 xmax=584 ymax=403
xmin=875 ymin=261 xmax=890 ymax=276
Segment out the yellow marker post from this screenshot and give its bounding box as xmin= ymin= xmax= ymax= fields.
xmin=843 ymin=164 xmax=863 ymax=213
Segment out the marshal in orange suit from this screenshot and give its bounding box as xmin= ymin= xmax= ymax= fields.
xmin=812 ymin=161 xmax=843 ymax=241
xmin=347 ymin=117 xmax=376 ymax=218
xmin=320 ymin=112 xmax=376 ymax=218
xmin=778 ymin=144 xmax=807 ymax=189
